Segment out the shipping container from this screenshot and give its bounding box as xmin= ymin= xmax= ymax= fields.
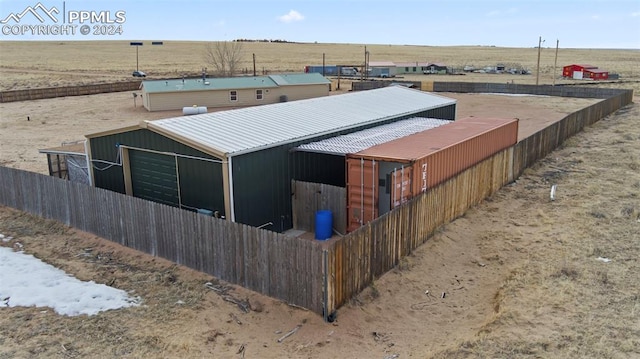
xmin=346 ymin=117 xmax=519 ymax=232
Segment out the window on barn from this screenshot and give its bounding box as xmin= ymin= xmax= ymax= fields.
xmin=405 ymin=67 xmax=409 ymax=72
xmin=230 ymin=90 xmax=238 ymax=102
xmin=256 ymin=89 xmax=263 ymax=100
xmin=413 ymin=67 xmax=417 ymax=72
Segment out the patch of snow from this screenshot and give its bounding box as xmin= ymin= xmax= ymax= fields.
xmin=0 ymin=247 xmax=140 ymax=316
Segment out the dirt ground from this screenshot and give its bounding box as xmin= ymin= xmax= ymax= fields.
xmin=0 ymin=89 xmax=598 ymax=174
xmin=1 ymin=89 xmax=639 ymax=358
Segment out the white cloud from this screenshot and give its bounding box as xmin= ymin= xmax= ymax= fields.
xmin=486 ymin=8 xmax=517 ymax=17
xmin=278 ymin=10 xmax=304 ymax=23
xmin=631 ymin=12 xmax=640 ymax=17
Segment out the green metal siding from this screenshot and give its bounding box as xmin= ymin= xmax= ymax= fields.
xmin=231 ymin=104 xmax=456 ymax=232
xmin=129 ymin=150 xmax=179 ymax=206
xmin=419 ymin=104 xmax=456 ymax=121
xmin=292 ymin=152 xmax=345 ymax=187
xmin=88 ymin=103 xmax=455 ymax=232
xmin=89 ymin=129 xmax=225 ymax=215
xmin=176 ymin=156 xmax=224 ymax=214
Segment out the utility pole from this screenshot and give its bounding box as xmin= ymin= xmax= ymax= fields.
xmin=253 ymin=53 xmax=256 ymax=76
xmin=363 ymin=46 xmax=367 ymax=80
xmin=553 ymin=39 xmax=559 ymax=86
xmin=322 ymin=53 xmax=326 ymax=77
xmin=130 ymin=42 xmax=143 ymax=71
xmin=535 ymin=36 xmax=545 ymax=86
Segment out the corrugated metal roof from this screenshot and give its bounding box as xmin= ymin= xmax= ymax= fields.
xmin=567 ymin=64 xmax=598 ymax=69
xmin=269 ymin=73 xmax=331 ymax=85
xmin=141 ymin=73 xmax=330 ymax=93
xmin=142 ymin=76 xmax=278 ymax=93
xmin=296 ymin=117 xmax=450 ymax=155
xmin=368 ymin=61 xmax=396 ymax=67
xmin=39 ymin=142 xmax=86 ymax=155
xmin=394 ymin=62 xmax=431 ymax=67
xmin=354 ymin=117 xmax=518 ymax=161
xmin=145 ymin=86 xmax=456 ymax=158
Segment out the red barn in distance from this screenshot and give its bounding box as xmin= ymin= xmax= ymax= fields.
xmin=563 ymin=64 xmax=609 ymax=80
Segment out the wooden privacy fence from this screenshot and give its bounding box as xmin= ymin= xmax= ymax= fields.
xmin=0 ymin=81 xmax=142 ymax=103
xmin=323 ymin=148 xmax=514 ymax=314
xmin=0 ymin=83 xmax=632 ymax=319
xmin=513 ymin=94 xmax=632 ymax=175
xmin=0 ymin=166 xmax=325 ymax=314
xmin=292 ymin=180 xmax=347 ymax=235
xmin=351 ymin=80 xmax=422 ymax=91
xmin=323 ymin=84 xmax=633 ymax=315
xmin=432 ymin=82 xmax=631 ymax=100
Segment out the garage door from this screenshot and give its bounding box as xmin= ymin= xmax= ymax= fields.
xmin=129 ymin=150 xmax=179 ymax=207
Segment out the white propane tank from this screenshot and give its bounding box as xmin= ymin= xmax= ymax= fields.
xmin=182 ymin=106 xmax=208 ymax=115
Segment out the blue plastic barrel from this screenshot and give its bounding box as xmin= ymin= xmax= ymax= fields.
xmin=315 ymin=210 xmax=333 ymax=240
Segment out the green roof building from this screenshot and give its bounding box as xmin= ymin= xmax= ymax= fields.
xmin=140 ymin=73 xmax=331 ymax=112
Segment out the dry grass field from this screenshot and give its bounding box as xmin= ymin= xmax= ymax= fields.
xmin=1 ymin=41 xmax=639 ymax=90
xmin=0 ymin=41 xmax=639 ymax=358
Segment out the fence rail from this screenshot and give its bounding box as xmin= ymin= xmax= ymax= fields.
xmin=0 ymin=82 xmax=632 ymax=319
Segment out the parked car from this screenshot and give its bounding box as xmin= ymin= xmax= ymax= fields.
xmin=132 ymin=71 xmax=146 ymax=77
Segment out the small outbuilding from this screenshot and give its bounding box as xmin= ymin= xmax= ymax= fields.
xmin=140 ymin=73 xmax=331 ymax=111
xmin=39 ymin=141 xmax=91 ymax=185
xmin=583 ymin=68 xmax=609 ymax=80
xmin=395 ymin=62 xmax=431 ymax=74
xmin=86 ymin=86 xmax=457 ymax=232
xmin=562 ymin=64 xmax=608 ymax=80
xmin=367 ymin=61 xmax=398 ymax=78
xmin=424 ymin=62 xmax=448 ymax=74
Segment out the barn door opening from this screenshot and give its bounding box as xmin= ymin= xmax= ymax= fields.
xmin=128 ymin=149 xmax=180 ymax=207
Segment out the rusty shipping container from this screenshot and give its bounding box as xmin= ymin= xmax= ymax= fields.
xmin=346 ymin=117 xmax=519 ymax=232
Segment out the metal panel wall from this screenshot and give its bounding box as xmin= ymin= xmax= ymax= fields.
xmin=232 ymin=104 xmax=456 ymax=233
xmin=413 ymin=119 xmax=518 ymax=192
xmin=90 ymin=101 xmax=456 ymax=233
xmin=232 ymin=145 xmax=293 ymax=232
xmin=129 ymin=149 xmax=179 ymax=206
xmin=89 ymin=129 xmax=225 ymax=215
xmin=291 ymin=151 xmax=345 ymax=187
xmin=345 ymin=118 xmax=518 ymax=231
xmin=346 ymin=158 xmax=377 ymax=233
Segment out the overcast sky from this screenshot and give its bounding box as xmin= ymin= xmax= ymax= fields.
xmin=1 ymin=0 xmax=639 ymax=48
